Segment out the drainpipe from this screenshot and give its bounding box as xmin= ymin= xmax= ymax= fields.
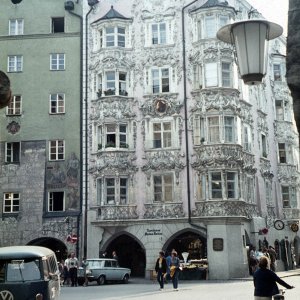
xmin=65 ymin=7 xmax=83 ymax=258
xmin=182 ymin=0 xmax=204 ymax=230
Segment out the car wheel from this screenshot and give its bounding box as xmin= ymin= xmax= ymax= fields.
xmin=97 ymin=275 xmax=105 ymax=285
xmin=77 ymin=278 xmax=85 ymax=286
xmin=123 ymin=274 xmax=129 ymax=284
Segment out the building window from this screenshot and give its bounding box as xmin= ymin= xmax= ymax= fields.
xmin=8 ymin=55 xmax=23 ymax=72
xmin=50 ymin=53 xmax=65 ymax=70
xmin=49 ymin=140 xmax=65 ymax=161
xmin=222 ymin=62 xmax=231 ymax=87
xmin=6 ymin=95 xmax=21 ymax=115
xmin=278 ymin=143 xmax=287 ymax=163
xmin=275 ymin=100 xmax=285 ymax=121
xmin=244 ymin=176 xmax=254 ymax=203
xmin=261 ymin=134 xmax=267 ymax=158
xmin=204 ymin=63 xmax=218 ymax=87
xmin=208 ymin=117 xmax=220 ymax=143
xmin=204 ymin=16 xmax=216 ymax=38
xmin=5 ymin=142 xmax=20 ymax=163
xmin=9 ymin=19 xmax=23 ymax=35
xmin=152 ymin=23 xmax=166 ymax=44
xmin=48 ymin=191 xmax=64 ymax=212
xmin=97 ymin=124 xmax=128 ymax=149
xmin=209 ymin=171 xmax=238 ymax=199
xmin=50 ymin=93 xmax=65 ymax=114
xmin=273 ymin=64 xmax=282 ymax=81
xmin=243 ymin=125 xmax=251 ymax=152
xmin=153 ymin=122 xmax=172 ymax=148
xmin=52 ymin=17 xmax=64 ymax=33
xmin=3 ymin=193 xmax=20 ymax=213
xmin=281 ymin=186 xmax=291 ymax=208
xmin=153 ymin=174 xmax=173 ymax=202
xmin=100 ymin=177 xmax=128 ymax=205
xmin=224 ymin=116 xmax=234 ymax=142
xmin=105 ymin=26 xmax=126 ymax=47
xmin=152 ymin=68 xmax=170 ymax=93
xmin=265 ymin=180 xmax=272 ymax=205
xmin=101 ymin=71 xmax=128 ymax=96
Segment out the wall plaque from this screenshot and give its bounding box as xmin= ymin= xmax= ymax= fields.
xmin=213 ymin=238 xmax=224 ymax=251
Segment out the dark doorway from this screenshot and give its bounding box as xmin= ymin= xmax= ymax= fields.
xmin=28 ymin=237 xmax=67 ymax=261
xmin=164 ymin=231 xmax=207 ymax=261
xmin=104 ymin=234 xmax=146 ymax=277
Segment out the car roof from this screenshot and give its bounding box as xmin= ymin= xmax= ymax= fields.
xmin=0 ymin=246 xmax=55 ymax=259
xmin=86 ymin=258 xmax=117 ymax=261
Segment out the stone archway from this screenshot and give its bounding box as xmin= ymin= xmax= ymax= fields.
xmin=28 ymin=237 xmax=67 ymax=261
xmin=101 ymin=233 xmax=146 ymax=277
xmin=163 ymin=229 xmax=207 ymax=261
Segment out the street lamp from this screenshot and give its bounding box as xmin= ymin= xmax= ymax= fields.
xmin=217 ymin=19 xmax=283 ymax=85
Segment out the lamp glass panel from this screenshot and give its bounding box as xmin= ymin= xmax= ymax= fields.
xmin=232 ymin=22 xmax=268 ymax=77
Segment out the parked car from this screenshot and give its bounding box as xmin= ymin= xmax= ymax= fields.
xmin=78 ymin=258 xmax=131 ymax=285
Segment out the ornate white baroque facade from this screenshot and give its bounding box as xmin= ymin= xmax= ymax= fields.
xmin=84 ymin=0 xmax=300 ymax=279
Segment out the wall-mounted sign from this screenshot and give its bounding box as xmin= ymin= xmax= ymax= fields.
xmin=145 ymin=229 xmax=162 ymax=236
xmin=290 ymin=223 xmax=299 ymax=232
xmin=213 ymin=238 xmax=223 ymax=251
xmin=274 ymin=220 xmax=285 ymax=231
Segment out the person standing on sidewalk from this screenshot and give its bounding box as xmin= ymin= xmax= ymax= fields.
xmin=155 ymin=251 xmax=167 ymax=291
xmin=253 ymin=256 xmax=294 ymax=299
xmin=67 ymin=252 xmax=79 ymax=287
xmin=170 ymin=250 xmax=180 ymax=291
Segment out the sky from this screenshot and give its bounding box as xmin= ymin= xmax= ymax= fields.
xmin=247 ymin=0 xmax=289 ymax=35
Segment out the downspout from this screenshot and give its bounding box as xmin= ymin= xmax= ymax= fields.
xmin=66 ymin=9 xmax=83 ymax=258
xmin=84 ymin=6 xmax=94 ymax=259
xmin=182 ymin=0 xmax=203 ymax=230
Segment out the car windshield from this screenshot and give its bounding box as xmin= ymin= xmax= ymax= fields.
xmin=87 ymin=260 xmax=103 ymax=268
xmin=0 ymin=258 xmax=42 ymax=282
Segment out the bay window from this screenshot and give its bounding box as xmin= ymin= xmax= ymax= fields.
xmin=105 ymin=26 xmax=126 ymax=47
xmin=97 ymin=124 xmax=128 ymax=150
xmin=97 ymin=71 xmax=128 ymax=96
xmin=209 ymin=171 xmax=238 ymax=199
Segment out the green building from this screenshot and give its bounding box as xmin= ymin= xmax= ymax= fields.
xmin=0 ymin=0 xmax=83 ymax=259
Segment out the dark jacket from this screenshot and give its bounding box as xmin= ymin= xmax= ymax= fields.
xmin=155 ymin=257 xmax=167 ymax=273
xmin=253 ymin=268 xmax=292 ymax=297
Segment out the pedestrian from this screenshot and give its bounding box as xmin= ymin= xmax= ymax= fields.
xmin=165 ymin=251 xmax=171 ymax=283
xmin=64 ymin=254 xmax=71 ymax=286
xmin=155 ymin=251 xmax=167 ymax=290
xmin=249 ymin=245 xmax=258 ymax=275
xmin=253 ymin=256 xmax=294 ymax=299
xmin=170 ymin=250 xmax=180 ymax=291
xmin=268 ymin=246 xmax=277 ymax=272
xmin=81 ymin=257 xmax=89 ymax=286
xmin=67 ymin=252 xmax=79 ymax=287
xmin=112 ymin=251 xmax=118 ymax=262
xmin=58 ymin=259 xmax=65 ymax=286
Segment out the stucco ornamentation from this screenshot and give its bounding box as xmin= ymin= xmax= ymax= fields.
xmin=192 ymin=145 xmax=256 ymax=173
xmin=142 ymin=151 xmax=185 ymax=172
xmin=143 ymin=203 xmax=185 ymax=219
xmin=140 ymin=95 xmax=182 ymax=117
xmin=277 ymin=165 xmax=299 ymax=183
xmin=98 ymin=205 xmax=138 ymax=220
xmin=260 ymin=159 xmax=273 ymax=179
xmin=192 ymin=201 xmax=259 ymax=219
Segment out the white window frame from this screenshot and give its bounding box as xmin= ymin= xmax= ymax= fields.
xmin=275 ymin=100 xmax=285 ymax=121
xmin=261 ymin=133 xmax=267 ymax=158
xmin=6 ymin=95 xmax=22 ymax=115
xmin=209 ymin=171 xmax=238 ymax=199
xmin=152 ymin=121 xmax=172 ymax=149
xmin=278 ymin=143 xmax=287 ymax=163
xmin=204 ymin=62 xmax=218 ymax=87
xmin=221 ymin=62 xmax=231 ymax=87
xmin=9 ymin=19 xmax=24 ymax=35
xmin=273 ymin=63 xmax=282 ymax=81
xmin=98 ymin=177 xmax=128 ymax=205
xmin=204 ymin=16 xmax=216 ymax=38
xmin=50 ymin=93 xmax=65 ymax=114
xmin=97 ymin=124 xmax=128 ymax=150
xmin=105 ymin=26 xmax=126 ymax=48
xmin=151 ymin=67 xmax=170 ymax=94
xmin=49 ymin=140 xmax=65 ymax=161
xmin=101 ymin=71 xmax=128 ymax=96
xmin=50 ymin=53 xmax=65 ymax=71
xmin=5 ymin=142 xmax=20 ymax=163
xmin=243 ymin=125 xmax=252 ymax=152
xmin=208 ymin=116 xmax=220 ymax=143
xmin=48 ymin=191 xmax=65 ymax=212
xmin=8 ymin=55 xmax=23 ymax=72
xmin=281 ymin=186 xmax=291 ymax=208
xmin=3 ymin=192 xmax=20 ymax=213
xmin=265 ymin=180 xmax=272 ymax=205
xmin=151 ymin=23 xmax=166 ymax=45
xmin=244 ymin=175 xmax=254 ymax=203
xmin=153 ymin=173 xmax=173 ymax=202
